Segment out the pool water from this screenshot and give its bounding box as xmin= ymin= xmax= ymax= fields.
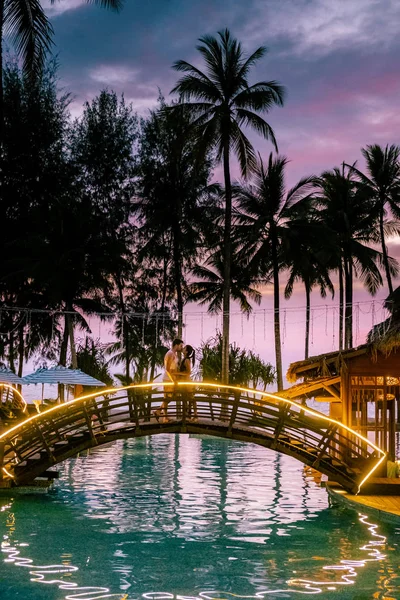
xmin=1 ymin=434 xmax=399 ymax=599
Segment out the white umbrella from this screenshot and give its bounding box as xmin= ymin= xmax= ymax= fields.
xmin=0 ymin=366 xmax=24 ymax=385
xmin=22 ymin=365 xmax=106 ymax=386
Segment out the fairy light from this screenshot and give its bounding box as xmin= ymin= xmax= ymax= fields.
xmin=0 ymin=384 xmax=27 ymax=412
xmin=0 ymin=381 xmax=385 ymax=492
xmin=2 ymin=467 xmax=14 ymax=479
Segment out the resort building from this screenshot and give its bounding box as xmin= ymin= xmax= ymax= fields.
xmin=284 ymin=345 xmax=400 ymax=461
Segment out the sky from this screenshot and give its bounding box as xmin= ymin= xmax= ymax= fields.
xmin=18 ymin=0 xmax=400 ymax=384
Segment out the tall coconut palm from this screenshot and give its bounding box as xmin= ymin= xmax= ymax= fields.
xmin=284 ymin=212 xmax=335 ymax=359
xmin=0 ymin=0 xmax=123 ymax=145
xmin=316 ymin=165 xmax=396 ymax=350
xmin=135 ymin=98 xmax=216 ymax=338
xmin=170 ymin=29 xmax=285 ymax=383
xmin=234 ymin=153 xmax=316 ymax=390
xmin=188 ymin=242 xmax=262 ymax=316
xmin=346 ymin=145 xmax=400 ymax=295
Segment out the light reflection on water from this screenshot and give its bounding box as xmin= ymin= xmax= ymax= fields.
xmin=1 ymin=434 xmax=399 ymax=599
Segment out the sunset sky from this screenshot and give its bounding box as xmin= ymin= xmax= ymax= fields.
xmin=29 ymin=0 xmax=400 ymax=377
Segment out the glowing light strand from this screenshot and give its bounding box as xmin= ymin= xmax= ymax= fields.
xmin=0 ymin=381 xmax=385 ymax=493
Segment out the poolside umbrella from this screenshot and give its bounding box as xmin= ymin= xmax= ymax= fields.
xmin=22 ymin=365 xmax=106 ymax=386
xmin=0 ymin=366 xmax=24 ymax=385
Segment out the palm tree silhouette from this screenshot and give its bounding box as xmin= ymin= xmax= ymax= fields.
xmin=284 ymin=209 xmax=334 ymax=359
xmin=316 ymin=165 xmax=392 ymax=349
xmin=0 ymin=0 xmax=123 ymax=145
xmin=234 ymin=153 xmax=315 ymax=390
xmin=170 ymin=28 xmax=285 ymax=383
xmin=135 ymin=97 xmax=216 ymax=337
xmin=189 ymin=241 xmax=262 ymax=316
xmin=346 ymin=145 xmax=400 ymax=295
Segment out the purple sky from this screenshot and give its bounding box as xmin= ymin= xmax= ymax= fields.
xmin=24 ymin=0 xmax=400 ymax=379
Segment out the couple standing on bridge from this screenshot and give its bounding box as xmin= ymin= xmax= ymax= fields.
xmin=154 ymin=338 xmax=197 ymax=423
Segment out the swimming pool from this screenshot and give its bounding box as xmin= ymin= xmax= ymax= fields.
xmin=1 ymin=434 xmax=399 ymax=599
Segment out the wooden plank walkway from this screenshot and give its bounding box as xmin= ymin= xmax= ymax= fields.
xmin=327 ymin=483 xmax=400 ymax=524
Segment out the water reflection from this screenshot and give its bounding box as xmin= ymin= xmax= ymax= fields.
xmin=1 ymin=502 xmax=127 ymax=599
xmin=0 ymin=435 xmax=399 ymax=600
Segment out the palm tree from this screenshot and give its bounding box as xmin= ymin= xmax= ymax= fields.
xmin=346 ymin=145 xmax=400 ymax=295
xmin=135 ymin=97 xmax=216 ymax=337
xmin=188 ymin=242 xmax=262 ymax=316
xmin=170 ymin=28 xmax=285 ymax=383
xmin=0 ymin=0 xmax=122 ymax=145
xmin=284 ymin=213 xmax=335 ymax=359
xmin=316 ymin=165 xmax=396 ymax=350
xmin=234 ymin=153 xmax=316 ymax=390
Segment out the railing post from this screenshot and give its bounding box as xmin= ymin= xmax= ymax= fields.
xmin=312 ymin=423 xmax=337 ymax=469
xmin=227 ymin=391 xmax=240 ymax=437
xmin=127 ymin=389 xmax=137 ymax=423
xmin=0 ymin=441 xmax=4 ymax=481
xmin=271 ymin=403 xmax=290 ymax=449
xmin=181 ymin=387 xmax=187 ymax=430
xmin=90 ymin=399 xmax=106 ymax=432
xmin=175 ymin=383 xmax=181 ymax=419
xmin=133 ymin=390 xmax=142 ymax=432
xmin=220 ymin=389 xmax=229 ymax=421
xmin=33 ymin=420 xmax=55 ymax=462
xmin=82 ymin=402 xmax=98 ymax=446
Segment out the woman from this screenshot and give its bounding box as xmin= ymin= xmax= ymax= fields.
xmin=179 ymin=345 xmax=197 ymax=420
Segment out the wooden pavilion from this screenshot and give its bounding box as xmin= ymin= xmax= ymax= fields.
xmin=284 ymin=345 xmax=400 ymax=460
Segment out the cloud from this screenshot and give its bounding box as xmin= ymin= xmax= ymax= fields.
xmin=42 ymin=0 xmax=87 ymax=17
xmin=89 ymin=65 xmax=140 ymax=86
xmin=243 ymin=0 xmax=400 ymax=55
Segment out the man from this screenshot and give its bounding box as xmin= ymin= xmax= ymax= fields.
xmin=155 ymin=338 xmax=184 ymax=422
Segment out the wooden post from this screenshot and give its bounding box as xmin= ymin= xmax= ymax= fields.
xmin=181 ymin=388 xmax=187 ymax=431
xmin=0 ymin=441 xmax=4 ymax=481
xmin=341 ymin=363 xmax=349 ymax=427
xmin=227 ymin=391 xmax=240 ymax=436
xmin=175 ymin=383 xmax=181 ymax=419
xmin=128 ymin=390 xmax=135 ymax=423
xmin=312 ymin=423 xmax=337 ymax=469
xmin=271 ymin=403 xmax=290 ymax=449
xmin=82 ymin=403 xmax=98 ymax=446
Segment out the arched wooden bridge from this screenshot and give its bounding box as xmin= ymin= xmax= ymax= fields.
xmin=0 ymin=382 xmax=386 ymax=494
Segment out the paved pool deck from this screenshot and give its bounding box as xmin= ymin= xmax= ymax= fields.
xmin=326 ymin=482 xmax=400 ymax=524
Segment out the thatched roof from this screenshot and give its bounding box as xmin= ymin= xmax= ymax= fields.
xmin=278 ymin=375 xmax=341 ymax=401
xmin=287 ymin=288 xmax=400 ymax=383
xmin=286 ymin=345 xmax=368 ymax=383
xmin=368 ymin=287 xmax=400 ymax=357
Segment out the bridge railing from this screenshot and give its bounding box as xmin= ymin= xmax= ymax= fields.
xmin=0 ymin=382 xmax=385 ymax=492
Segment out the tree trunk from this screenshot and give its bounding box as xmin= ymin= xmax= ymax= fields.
xmin=221 ymin=139 xmax=232 ymax=384
xmin=8 ymin=329 xmax=15 ymax=372
xmin=304 ymin=283 xmax=310 ymax=360
xmin=379 ymin=204 xmax=393 ymax=295
xmin=344 ymin=256 xmax=353 ymax=349
xmin=116 ymin=276 xmax=130 ymax=382
xmin=0 ymin=0 xmax=4 ymax=150
xmin=67 ymin=308 xmax=77 ymax=369
xmin=338 ymin=260 xmax=344 ymax=351
xmin=348 ymin=260 xmax=353 ymax=348
xmin=59 ymin=315 xmax=69 ymax=366
xmin=272 ymin=235 xmax=283 ymax=390
xmin=172 ymin=222 xmax=183 ymax=338
xmin=17 ymin=321 xmax=24 ymax=378
xmin=161 ymin=245 xmax=168 ymax=313
xmin=59 ymin=314 xmax=69 ymax=402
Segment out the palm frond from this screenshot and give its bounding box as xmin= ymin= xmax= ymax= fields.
xmin=236 ymin=46 xmax=268 ymax=80
xmin=236 ymin=108 xmax=278 ymax=152
xmin=4 ymin=0 xmax=54 ymax=79
xmin=230 ymin=121 xmax=257 ymax=178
